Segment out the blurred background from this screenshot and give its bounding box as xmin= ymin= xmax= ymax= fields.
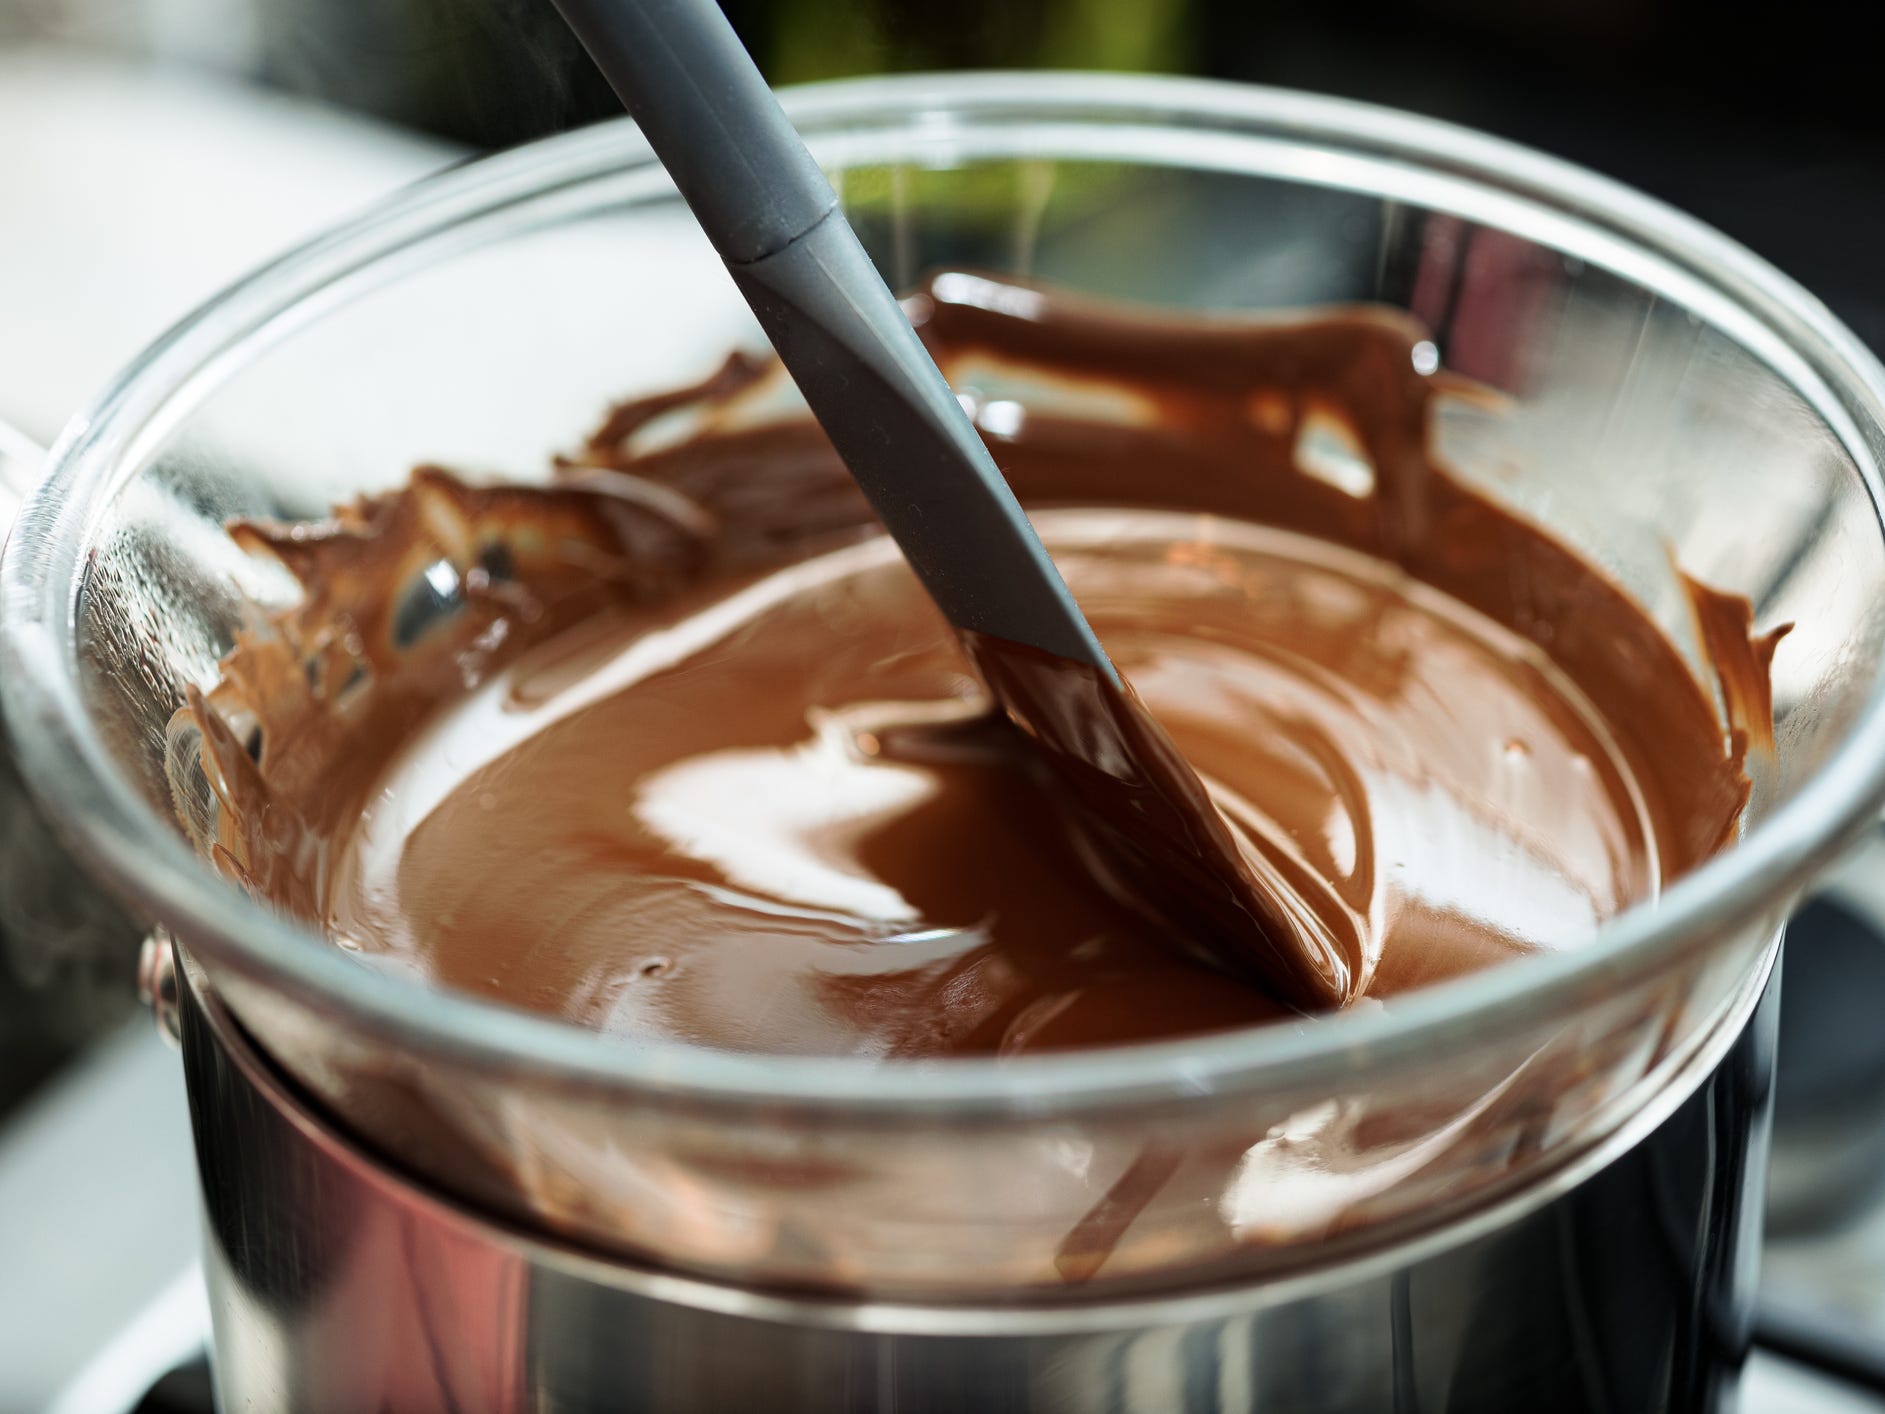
xmin=3 ymin=0 xmax=1880 ymax=338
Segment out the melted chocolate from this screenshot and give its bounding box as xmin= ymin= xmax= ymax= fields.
xmin=183 ymin=273 xmax=1770 ymax=1060
xmin=959 ymin=631 xmax=1360 ymax=1009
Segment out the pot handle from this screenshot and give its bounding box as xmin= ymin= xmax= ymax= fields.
xmin=0 ymin=419 xmax=44 ymax=540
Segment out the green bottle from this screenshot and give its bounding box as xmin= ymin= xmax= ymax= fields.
xmin=725 ymin=0 xmax=1198 ymax=84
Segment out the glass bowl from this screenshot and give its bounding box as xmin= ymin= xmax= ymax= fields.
xmin=6 ymin=73 xmax=1885 ymax=1299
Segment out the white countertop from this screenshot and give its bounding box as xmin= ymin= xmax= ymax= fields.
xmin=0 ymin=45 xmax=453 ymax=447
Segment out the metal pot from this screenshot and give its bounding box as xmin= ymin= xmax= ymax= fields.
xmin=5 ymin=73 xmax=1885 ymax=1407
xmin=177 ymin=950 xmax=1779 ymax=1412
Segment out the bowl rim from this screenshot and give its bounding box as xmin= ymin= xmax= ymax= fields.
xmin=186 ymin=944 xmax=1778 ymax=1325
xmin=5 ymin=70 xmax=1884 ymax=1116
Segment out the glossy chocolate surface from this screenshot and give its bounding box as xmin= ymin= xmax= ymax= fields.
xmin=189 ymin=273 xmax=1765 ymax=1058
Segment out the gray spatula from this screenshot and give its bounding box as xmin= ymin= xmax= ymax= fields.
xmin=548 ymin=0 xmax=1117 ymax=678
xmin=547 ymin=0 xmax=1352 ymax=1010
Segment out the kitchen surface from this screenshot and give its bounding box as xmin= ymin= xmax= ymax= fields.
xmin=6 ymin=5 xmax=1885 ymax=1409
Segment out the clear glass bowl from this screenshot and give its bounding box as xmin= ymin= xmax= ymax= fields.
xmin=7 ymin=74 xmax=1885 ymax=1299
